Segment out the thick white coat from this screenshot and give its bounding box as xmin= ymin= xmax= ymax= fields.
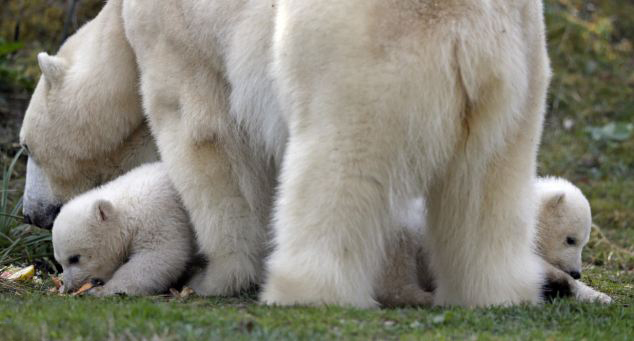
xmin=52 ymin=163 xmax=194 ymax=296
xmin=535 ymin=177 xmax=591 ymax=276
xmin=20 ymin=0 xmax=157 ymax=228
xmin=23 ymin=0 xmax=552 ymax=307
xmin=379 ymin=179 xmax=611 ymax=306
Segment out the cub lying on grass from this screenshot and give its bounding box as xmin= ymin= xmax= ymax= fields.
xmin=379 ymin=177 xmax=612 ymax=307
xmin=52 ymin=163 xmax=194 ymax=296
xmin=535 ymin=177 xmax=611 ymax=304
xmin=52 ymin=166 xmax=609 ymax=304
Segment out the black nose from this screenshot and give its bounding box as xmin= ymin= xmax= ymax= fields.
xmin=27 ymin=204 xmax=62 ymax=230
xmin=91 ymin=278 xmax=105 ymax=287
xmin=569 ymin=271 xmax=581 ymax=280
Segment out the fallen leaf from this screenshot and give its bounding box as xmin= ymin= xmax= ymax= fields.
xmin=51 ymin=276 xmax=63 ymax=290
xmin=180 ymin=287 xmax=194 ymax=299
xmin=71 ymin=282 xmax=94 ymax=296
xmin=7 ymin=265 xmax=35 ymax=281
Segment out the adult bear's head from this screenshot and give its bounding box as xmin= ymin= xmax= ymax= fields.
xmin=19 ymin=6 xmax=158 ymax=229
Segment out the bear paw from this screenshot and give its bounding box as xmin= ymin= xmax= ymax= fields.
xmin=574 ymin=281 xmax=612 ymax=304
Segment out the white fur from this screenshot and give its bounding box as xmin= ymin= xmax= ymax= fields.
xmin=380 ymin=178 xmax=611 ymax=306
xmin=261 ymin=0 xmax=549 ymax=307
xmin=573 ymin=279 xmax=611 ymax=304
xmin=20 ymin=0 xmax=158 ymax=227
xmin=535 ymin=177 xmax=592 ymax=276
xmin=52 ymin=163 xmax=194 ymax=296
xmin=24 ymin=0 xmax=552 ymax=307
xmin=535 ymin=177 xmax=610 ymax=304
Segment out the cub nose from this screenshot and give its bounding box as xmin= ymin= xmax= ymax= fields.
xmin=91 ymin=278 xmax=105 ymax=287
xmin=569 ymin=271 xmax=581 ymax=280
xmin=24 ymin=214 xmax=33 ymax=225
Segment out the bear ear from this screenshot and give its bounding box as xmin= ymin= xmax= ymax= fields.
xmin=547 ymin=192 xmax=565 ymax=207
xmin=93 ymin=199 xmax=115 ymax=222
xmin=37 ymin=52 xmax=67 ymax=85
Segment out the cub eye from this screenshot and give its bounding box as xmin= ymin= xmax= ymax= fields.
xmin=566 ymin=237 xmax=576 ymax=246
xmin=68 ymin=255 xmax=80 ymax=264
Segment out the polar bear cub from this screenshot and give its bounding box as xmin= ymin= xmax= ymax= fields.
xmin=535 ymin=177 xmax=611 ymax=303
xmin=377 ymin=177 xmax=611 ymax=306
xmin=535 ymin=177 xmax=592 ymax=279
xmin=52 ymin=162 xmax=194 ymax=296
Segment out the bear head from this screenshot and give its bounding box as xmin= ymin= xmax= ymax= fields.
xmin=52 ymin=197 xmax=126 ymax=293
xmin=536 ymin=178 xmax=592 ymax=280
xmin=19 ymin=19 xmax=157 ymax=228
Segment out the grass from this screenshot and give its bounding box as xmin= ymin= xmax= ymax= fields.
xmin=0 ymin=0 xmax=633 ymax=339
xmin=1 ymin=268 xmax=632 ymax=341
xmin=0 ymin=149 xmax=54 ymax=269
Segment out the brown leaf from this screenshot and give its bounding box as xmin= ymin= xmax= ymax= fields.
xmin=71 ymin=282 xmax=94 ymax=296
xmin=180 ymin=287 xmax=194 ymax=299
xmin=51 ymin=276 xmax=63 ymax=290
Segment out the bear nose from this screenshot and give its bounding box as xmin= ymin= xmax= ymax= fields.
xmin=26 ymin=204 xmax=62 ymax=230
xmin=569 ymin=271 xmax=581 ymax=280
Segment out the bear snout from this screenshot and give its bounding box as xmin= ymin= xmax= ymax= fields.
xmin=568 ymin=271 xmax=581 ymax=280
xmin=23 ymin=203 xmax=61 ymax=230
xmin=90 ymin=278 xmax=105 ymax=287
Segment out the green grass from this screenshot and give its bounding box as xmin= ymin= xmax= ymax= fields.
xmin=1 ymin=268 xmax=632 ymax=341
xmin=0 ymin=0 xmax=633 ymax=339
xmin=0 ymin=149 xmax=54 ymax=268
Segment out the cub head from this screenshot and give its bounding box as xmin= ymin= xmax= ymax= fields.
xmin=52 ymin=198 xmax=124 ymax=293
xmin=19 ymin=19 xmax=157 ymax=229
xmin=536 ymin=178 xmax=592 ymax=280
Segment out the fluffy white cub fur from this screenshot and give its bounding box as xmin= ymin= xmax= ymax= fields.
xmin=52 ymin=163 xmax=194 ymax=296
xmin=535 ymin=177 xmax=591 ymax=278
xmin=378 ymin=178 xmax=611 ymax=306
xmin=535 ymin=177 xmax=611 ymax=304
xmin=23 ymin=0 xmax=554 ymax=307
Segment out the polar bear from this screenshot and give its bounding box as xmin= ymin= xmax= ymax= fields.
xmin=377 ymin=178 xmax=611 ymax=306
xmin=52 ymin=163 xmax=194 ymax=296
xmin=535 ymin=177 xmax=592 ymax=279
xmin=126 ymin=0 xmax=551 ymax=308
xmin=19 ymin=0 xmax=158 ymax=229
xmin=535 ymin=178 xmax=611 ymax=303
xmin=22 ymin=0 xmax=552 ymax=307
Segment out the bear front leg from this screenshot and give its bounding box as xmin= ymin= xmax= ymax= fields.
xmin=131 ymin=29 xmax=268 ymax=296
xmin=542 ymin=260 xmax=612 ymax=304
xmin=261 ymin=127 xmax=393 ymax=307
xmin=151 ymin=107 xmax=265 ymax=297
xmin=573 ymin=281 xmax=612 ymax=304
xmin=89 ymin=249 xmax=188 ymax=297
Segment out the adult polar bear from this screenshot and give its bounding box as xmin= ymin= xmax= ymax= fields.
xmin=21 ymin=0 xmax=550 ymax=307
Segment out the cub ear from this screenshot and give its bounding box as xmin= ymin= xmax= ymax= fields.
xmin=37 ymin=52 xmax=67 ymax=85
xmin=93 ymin=199 xmax=115 ymax=222
xmin=547 ymin=192 xmax=565 ymax=207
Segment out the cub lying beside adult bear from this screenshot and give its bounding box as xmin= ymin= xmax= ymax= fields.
xmin=51 ymin=163 xmax=610 ymax=304
xmin=378 ymin=177 xmax=612 ymax=306
xmin=52 ymin=163 xmax=194 ymax=296
xmin=24 ymin=0 xmax=555 ymax=306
